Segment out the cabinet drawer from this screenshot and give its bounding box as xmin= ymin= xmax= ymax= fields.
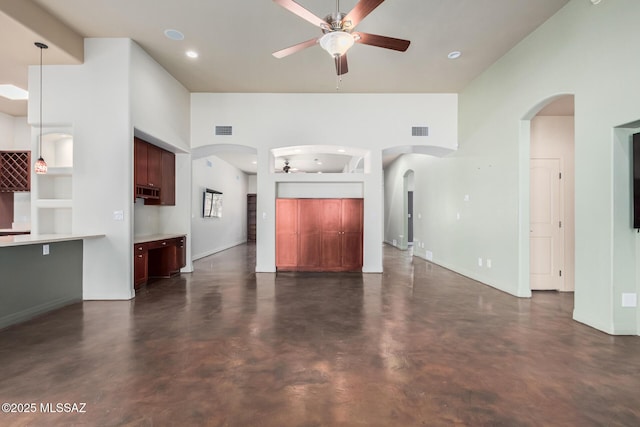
xmin=146 ymin=239 xmax=170 ymax=250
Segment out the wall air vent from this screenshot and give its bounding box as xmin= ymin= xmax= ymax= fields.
xmin=215 ymin=126 xmax=233 ymax=136
xmin=411 ymin=126 xmax=429 ymax=137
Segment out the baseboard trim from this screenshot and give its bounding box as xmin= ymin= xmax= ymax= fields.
xmin=192 ymin=240 xmax=247 ymax=261
xmin=0 ymin=296 xmax=80 ymax=330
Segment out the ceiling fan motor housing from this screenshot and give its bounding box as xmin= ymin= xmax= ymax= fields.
xmin=322 ymin=12 xmax=352 ymax=33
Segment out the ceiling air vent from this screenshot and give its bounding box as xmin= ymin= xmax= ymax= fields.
xmin=412 ymin=126 xmax=429 ymax=137
xmin=215 ymin=126 xmax=233 ymax=136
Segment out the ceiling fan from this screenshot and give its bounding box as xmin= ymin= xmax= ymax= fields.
xmin=272 ymin=0 xmax=410 ymax=75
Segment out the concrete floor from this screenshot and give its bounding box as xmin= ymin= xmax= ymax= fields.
xmin=1 ymin=243 xmax=639 ymax=426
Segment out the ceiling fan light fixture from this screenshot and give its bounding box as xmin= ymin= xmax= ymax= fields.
xmin=319 ymin=31 xmax=355 ymax=57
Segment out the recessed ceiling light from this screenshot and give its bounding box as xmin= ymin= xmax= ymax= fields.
xmin=447 ymin=51 xmax=462 ymax=60
xmin=251 ymin=161 xmax=257 ymax=165
xmin=186 ymin=50 xmax=199 ymax=59
xmin=164 ymin=29 xmax=184 ymax=41
xmin=0 ymin=84 xmax=28 ymax=100
xmin=590 ymin=0 xmax=601 ymax=4
xmin=337 ymin=148 xmax=346 ymax=153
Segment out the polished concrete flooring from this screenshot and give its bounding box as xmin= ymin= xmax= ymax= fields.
xmin=1 ymin=244 xmax=640 ymax=426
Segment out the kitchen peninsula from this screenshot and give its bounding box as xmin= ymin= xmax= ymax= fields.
xmin=0 ymin=233 xmax=104 ymax=329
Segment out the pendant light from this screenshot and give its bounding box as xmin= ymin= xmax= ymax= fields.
xmin=34 ymin=42 xmax=48 ymax=175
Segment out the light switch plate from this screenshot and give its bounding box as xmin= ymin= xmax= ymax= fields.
xmin=113 ymin=210 xmax=124 ymax=221
xmin=622 ymin=293 xmax=637 ymax=308
xmin=43 ymin=244 xmax=49 ymax=255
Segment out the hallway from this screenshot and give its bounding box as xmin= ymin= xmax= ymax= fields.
xmin=1 ymin=244 xmax=639 ymax=426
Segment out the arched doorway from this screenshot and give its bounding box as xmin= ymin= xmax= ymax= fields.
xmin=520 ymin=95 xmax=575 ymax=293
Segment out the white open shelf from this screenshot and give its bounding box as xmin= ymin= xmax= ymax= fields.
xmin=32 ymin=130 xmax=74 ymax=235
xmin=45 ymin=166 xmax=73 ymax=176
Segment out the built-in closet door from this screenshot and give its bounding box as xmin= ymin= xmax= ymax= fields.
xmin=341 ymin=198 xmax=364 ymax=270
xmin=276 ymin=199 xmax=298 ymax=268
xmin=276 ymin=198 xmax=363 ymax=272
xmin=298 ymin=199 xmax=323 ymax=269
xmin=321 ymin=199 xmax=343 ymax=269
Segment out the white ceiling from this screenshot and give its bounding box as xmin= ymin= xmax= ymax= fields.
xmin=0 ymin=0 xmax=573 ymax=172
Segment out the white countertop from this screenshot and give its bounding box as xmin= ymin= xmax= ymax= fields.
xmin=0 ymin=233 xmax=105 ymax=248
xmin=134 ymin=233 xmax=186 ymax=244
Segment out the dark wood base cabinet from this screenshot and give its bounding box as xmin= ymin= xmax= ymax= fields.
xmin=134 ymin=235 xmax=186 ymax=289
xmin=276 ymin=198 xmax=363 ymax=272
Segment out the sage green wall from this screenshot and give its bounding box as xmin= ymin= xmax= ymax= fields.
xmin=456 ymin=0 xmax=640 ymax=333
xmin=383 ymin=0 xmax=640 ymax=334
xmin=0 ymin=240 xmax=83 ymax=329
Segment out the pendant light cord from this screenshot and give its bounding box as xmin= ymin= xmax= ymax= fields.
xmin=39 ymin=44 xmax=43 ymax=157
xmin=34 ymin=42 xmax=48 ymax=159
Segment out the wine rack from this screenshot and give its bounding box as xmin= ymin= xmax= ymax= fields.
xmin=0 ymin=151 xmax=31 ymax=192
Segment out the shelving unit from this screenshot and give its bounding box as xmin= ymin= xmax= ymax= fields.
xmin=0 ymin=151 xmax=31 ymax=192
xmin=32 ymin=131 xmax=73 ymax=235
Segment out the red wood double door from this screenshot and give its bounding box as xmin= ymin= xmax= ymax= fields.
xmin=276 ymin=198 xmax=363 ymax=272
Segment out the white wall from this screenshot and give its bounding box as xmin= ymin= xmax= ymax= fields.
xmin=191 ymin=93 xmax=458 ymax=273
xmin=0 ymin=114 xmax=30 ymax=227
xmin=28 ymin=38 xmax=193 ymax=299
xmin=29 ymin=38 xmax=134 ymax=299
xmin=130 ymin=42 xmax=193 ymax=272
xmin=191 ymin=155 xmax=248 ymax=260
xmin=277 ymin=182 xmax=363 ymax=198
xmin=411 ymin=0 xmax=640 ymax=334
xmin=0 ymin=113 xmax=30 ymax=150
xmin=248 ymin=174 xmax=257 ymax=194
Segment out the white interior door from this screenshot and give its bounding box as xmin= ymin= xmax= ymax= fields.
xmin=530 ymin=158 xmax=563 ymax=290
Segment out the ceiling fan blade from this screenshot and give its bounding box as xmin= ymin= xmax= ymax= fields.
xmin=335 ymin=54 xmax=349 ymax=75
xmin=343 ymin=0 xmax=386 ymax=29
xmin=273 ymin=0 xmax=328 ymax=28
xmin=273 ymin=38 xmax=319 ymax=59
xmin=354 ymin=32 xmax=410 ymax=52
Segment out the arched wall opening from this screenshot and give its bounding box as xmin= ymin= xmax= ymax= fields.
xmin=190 ymin=143 xmax=257 ymax=261
xmin=519 ymin=93 xmax=575 ymax=299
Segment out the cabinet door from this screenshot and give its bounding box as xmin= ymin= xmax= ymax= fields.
xmin=146 ymin=144 xmax=162 ymax=188
xmin=321 ymin=199 xmax=342 ymax=269
xmin=341 ymin=199 xmax=363 ymax=271
xmin=276 ymin=199 xmax=298 ymax=269
xmin=134 ymin=138 xmax=148 ymax=187
xmin=134 ymin=244 xmax=148 ymax=289
xmin=176 ymin=236 xmax=186 ymax=268
xmin=297 ymin=199 xmax=323 ymax=269
xmin=160 ymin=150 xmax=175 ymax=205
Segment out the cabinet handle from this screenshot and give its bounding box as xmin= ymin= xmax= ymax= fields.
xmin=162 ymin=242 xmax=167 ymax=245
xmin=138 ymin=247 xmax=143 ymax=251
xmin=138 ymin=255 xmax=143 ymax=258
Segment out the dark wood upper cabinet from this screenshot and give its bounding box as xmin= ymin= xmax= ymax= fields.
xmin=160 ymin=150 xmax=175 ymax=205
xmin=134 ymin=137 xmax=175 ymax=206
xmin=146 ymin=144 xmax=162 ymax=188
xmin=134 ymin=138 xmax=148 ymax=188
